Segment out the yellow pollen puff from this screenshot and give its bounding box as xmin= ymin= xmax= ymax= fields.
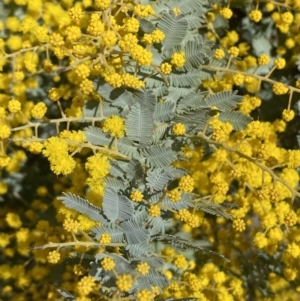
xmin=249 ymin=9 xmax=262 ymax=22
xmin=179 ymin=175 xmax=194 ymax=192
xmin=101 ymin=257 xmax=115 ymax=271
xmin=99 ymin=233 xmax=112 ymax=245
xmin=172 ymin=123 xmax=186 ymax=135
xmin=168 ymin=188 xmax=181 ymax=202
xmin=214 ymin=48 xmax=225 ymax=60
xmin=95 ymin=0 xmax=111 ymax=10
xmin=14 ymin=71 xmax=25 ymax=81
xmin=102 ymin=115 xmax=125 ymax=138
xmin=282 ymin=109 xmax=295 ymax=122
xmin=170 ymin=51 xmax=186 ymax=68
xmin=274 ymin=57 xmax=286 ymax=69
xmin=219 ymin=7 xmax=233 ymax=19
xmin=0 ymin=124 xmax=11 ymax=140
xmin=102 ymin=30 xmax=117 ymax=47
xmin=8 ymin=99 xmax=21 ymax=113
xmin=130 ymin=190 xmax=144 ymax=202
xmin=137 ymin=289 xmax=154 ymax=301
xmin=63 ymin=217 xmax=80 ymax=233
xmin=47 ymin=250 xmax=60 ymax=264
xmin=77 ymin=275 xmax=95 ymax=296
xmin=173 ymin=7 xmax=181 ymax=16
xmin=75 ymin=64 xmax=90 ymax=79
xmin=148 ymin=204 xmax=161 ymax=217
xmin=258 ymin=54 xmax=270 ymax=65
xmin=233 ymin=74 xmax=245 ymax=85
xmin=116 ymin=274 xmax=133 ymax=292
xmin=68 ymin=6 xmax=83 ymax=24
xmin=134 ymin=4 xmax=155 ymax=17
xmin=48 ymin=87 xmax=62 ymax=101
xmin=173 ymin=254 xmax=187 ymax=269
xmin=232 ymin=219 xmax=246 ymax=232
xmin=65 ymin=25 xmax=81 ymax=41
xmin=160 ymin=62 xmax=172 ymax=75
xmin=272 ymin=83 xmax=288 ymax=95
xmin=136 ymin=262 xmax=150 ymax=275
xmin=228 ymin=46 xmax=239 ymax=57
xmin=124 ymin=17 xmax=140 ymax=33
xmin=281 ymin=12 xmax=294 ymax=25
xmin=80 ymin=79 xmax=94 ymax=95
xmin=31 ymin=102 xmax=47 ymax=119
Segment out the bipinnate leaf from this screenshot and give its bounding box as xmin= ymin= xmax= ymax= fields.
xmin=146 ymin=168 xmax=172 ymax=191
xmin=120 ymin=219 xmax=150 ymax=245
xmin=125 ymin=102 xmax=154 ymax=147
xmin=198 ymin=90 xmax=243 ymax=111
xmin=84 ymin=126 xmax=111 ymax=146
xmin=103 ymin=188 xmax=134 ymax=222
xmin=58 ymin=193 xmax=108 ymax=224
xmin=91 ymin=225 xmax=124 ymax=243
xmin=158 ymin=11 xmax=188 ymax=52
xmin=142 ymin=145 xmax=177 ymax=168
xmin=218 ymin=110 xmax=252 ymax=130
xmin=152 ymin=234 xmax=229 ymax=262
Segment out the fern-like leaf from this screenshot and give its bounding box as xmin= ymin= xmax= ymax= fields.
xmin=142 ymin=145 xmax=177 ymax=168
xmin=91 ymin=225 xmax=124 ymax=243
xmin=58 ymin=193 xmax=108 ymax=224
xmin=218 ymin=111 xmax=252 ymax=130
xmin=198 ymin=90 xmax=243 ymax=111
xmin=158 ymin=11 xmax=188 ymax=52
xmin=154 ymin=101 xmax=176 ymax=122
xmin=125 ymin=102 xmax=154 ymax=147
xmin=167 ymin=70 xmax=203 ymax=87
xmin=103 ymin=188 xmax=134 ymax=222
xmin=120 ymin=219 xmax=150 ymax=245
xmin=84 ymin=126 xmax=111 ymax=147
xmin=146 ymin=168 xmax=172 ymax=191
xmin=152 ymin=234 xmax=229 ymax=261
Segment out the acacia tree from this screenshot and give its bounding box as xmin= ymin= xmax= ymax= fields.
xmin=1 ymin=1 xmax=300 ymax=300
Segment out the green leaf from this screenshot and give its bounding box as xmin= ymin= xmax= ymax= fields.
xmin=91 ymin=225 xmax=124 ymax=243
xmin=103 ymin=188 xmax=134 ymax=222
xmin=148 ymin=216 xmax=172 ymax=236
xmin=198 ymin=90 xmax=243 ymax=111
xmin=173 ymin=108 xmax=210 ymax=129
xmin=142 ymin=145 xmax=177 ymax=168
xmin=125 ymin=102 xmax=154 ymax=147
xmin=162 ymin=192 xmax=193 ymax=210
xmin=150 ymin=123 xmax=169 ymax=144
xmin=84 ymin=126 xmax=111 ymax=147
xmin=167 ymin=70 xmax=203 ymax=87
xmin=182 ymin=14 xmax=205 ymax=30
xmin=140 ymin=18 xmax=155 ymax=33
xmin=117 ymin=137 xmax=141 ymax=159
xmin=177 ymin=91 xmax=207 ymax=112
xmin=125 ymin=241 xmax=153 ymax=257
xmin=58 ymin=193 xmax=108 ymax=224
xmin=183 ymin=40 xmax=209 ymax=70
xmin=120 ymin=219 xmax=150 ymax=244
xmin=139 ymin=269 xmax=170 ymax=288
xmin=133 ymin=89 xmax=156 ymax=113
xmin=195 ymin=199 xmax=233 ymax=220
xmin=125 ymin=159 xmax=145 ymax=182
xmin=172 ymin=0 xmax=208 ymax=14
xmin=154 ymin=101 xmax=176 ymax=122
xmin=218 ymin=111 xmax=252 ymax=130
xmin=104 ymin=177 xmax=127 ymax=191
xmin=146 ymin=168 xmax=172 ymax=191
xmin=152 ymin=234 xmax=229 ymax=262
xmin=158 ymin=11 xmax=188 ymax=52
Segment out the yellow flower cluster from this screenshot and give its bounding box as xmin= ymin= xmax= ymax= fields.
xmin=116 ymin=274 xmax=133 ymax=292
xmin=101 ymin=257 xmax=115 ymax=271
xmin=130 ymin=190 xmax=144 ymax=202
xmin=102 ymin=115 xmax=125 ymax=138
